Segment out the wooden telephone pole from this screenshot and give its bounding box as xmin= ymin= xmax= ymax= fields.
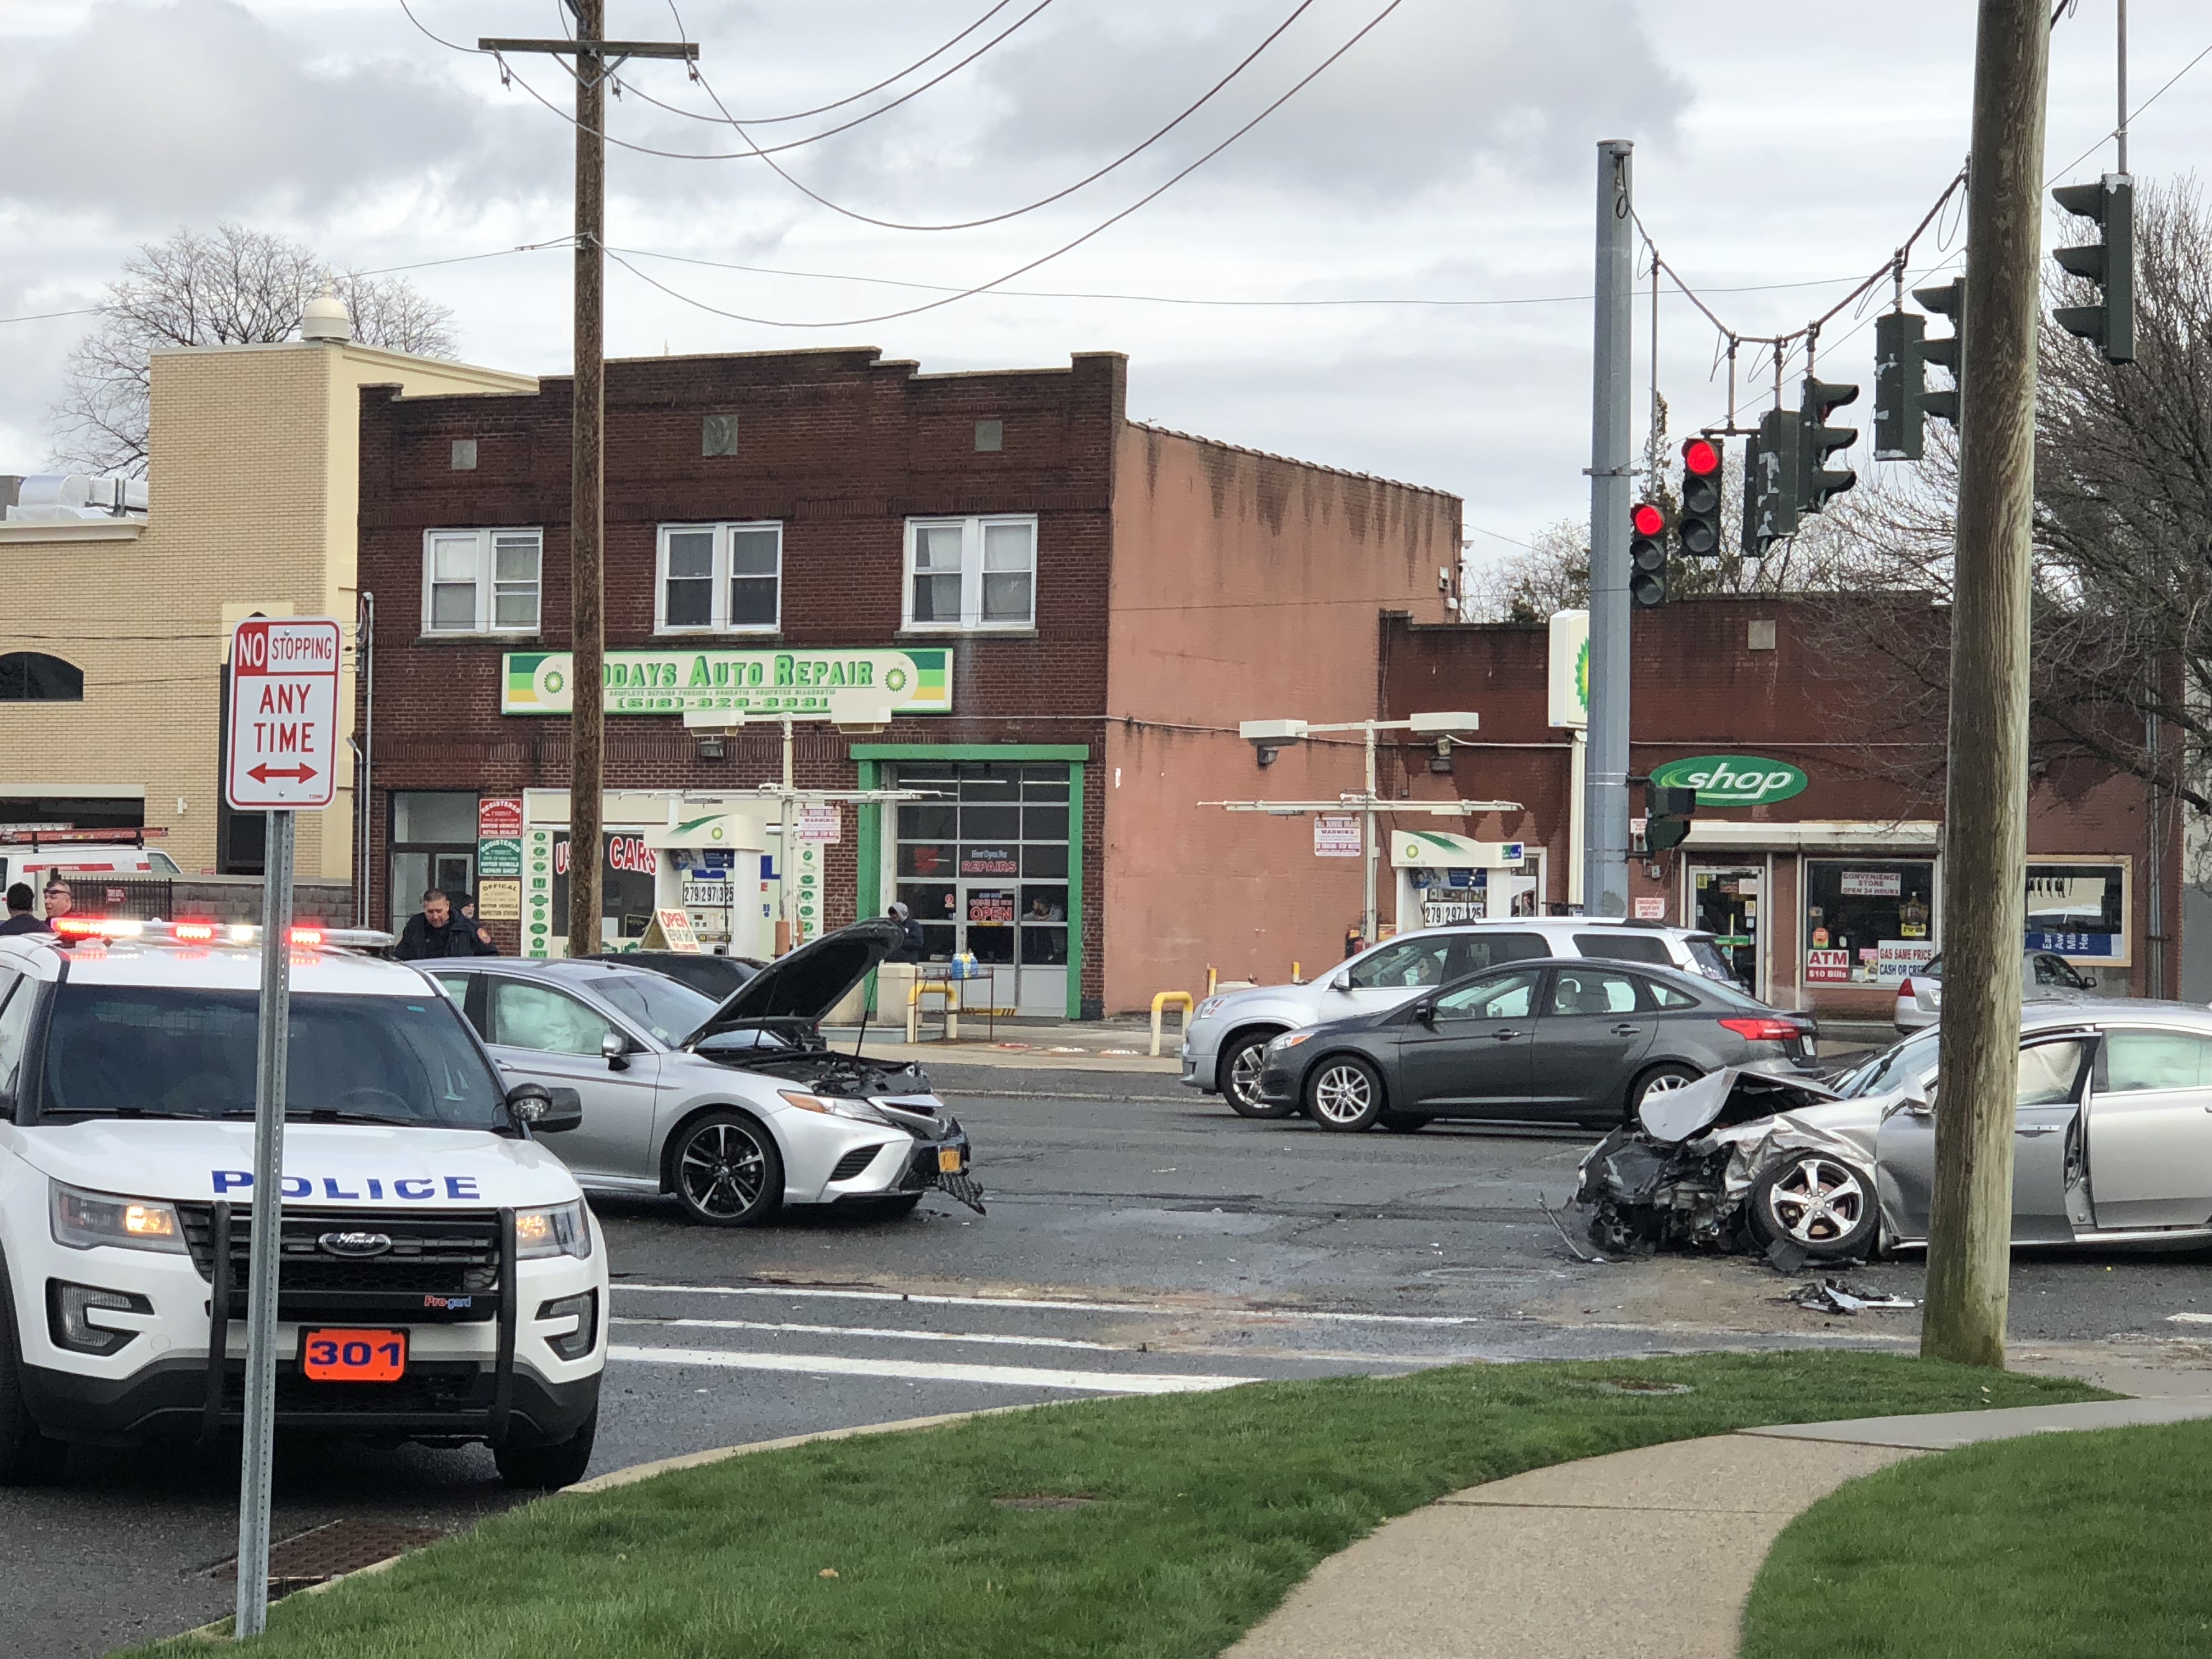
xmin=1921 ymin=0 xmax=2050 ymax=1369
xmin=481 ymin=9 xmax=696 ymax=957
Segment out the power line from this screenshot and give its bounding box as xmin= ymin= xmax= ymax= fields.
xmin=600 ymin=0 xmax=1411 ymax=330
xmin=670 ymin=0 xmax=1027 ymax=125
xmin=2046 ymin=35 xmax=2212 ymax=181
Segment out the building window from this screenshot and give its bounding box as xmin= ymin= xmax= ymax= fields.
xmin=1803 ymin=859 xmax=1937 ymax=988
xmin=388 ymin=791 xmax=481 ymax=934
xmin=903 ymin=516 xmax=1036 ymax=631
xmin=2025 ymin=860 xmax=2129 ymax=964
xmin=422 ymin=529 xmax=541 ymax=634
xmin=974 ymin=419 xmax=1004 ymax=453
xmin=450 ymin=439 xmax=478 ymax=471
xmin=0 ymin=652 xmax=84 ymax=701
xmin=655 ymin=522 xmax=782 ymax=634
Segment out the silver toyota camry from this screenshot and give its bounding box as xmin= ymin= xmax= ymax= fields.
xmin=1578 ymin=1000 xmax=2212 ymax=1260
xmin=416 ymin=920 xmax=982 ymax=1227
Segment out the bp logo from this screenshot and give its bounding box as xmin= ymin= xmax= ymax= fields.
xmin=1575 ymin=638 xmax=1589 ymax=714
xmin=883 ymin=665 xmax=909 ymax=692
xmin=544 ymin=669 xmax=566 ymax=695
xmin=1650 ymin=754 xmax=1808 ymax=806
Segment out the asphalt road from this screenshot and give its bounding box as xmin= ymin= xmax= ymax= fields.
xmin=14 ymin=1063 xmax=2212 ymax=1658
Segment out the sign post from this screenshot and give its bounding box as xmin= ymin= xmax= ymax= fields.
xmin=224 ymin=617 xmax=341 ymax=1639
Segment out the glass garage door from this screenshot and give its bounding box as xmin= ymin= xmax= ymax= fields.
xmin=893 ymin=761 xmax=1069 ymax=1016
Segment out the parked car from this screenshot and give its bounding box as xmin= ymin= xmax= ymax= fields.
xmin=584 ymin=950 xmax=763 ymax=1003
xmin=1252 ymin=957 xmax=1819 ymax=1132
xmin=1892 ymin=951 xmax=2098 ymax=1033
xmin=422 ymin=920 xmax=980 ymax=1227
xmin=1182 ymin=918 xmax=1742 ymax=1117
xmin=1579 ymin=1001 xmax=2212 ymax=1261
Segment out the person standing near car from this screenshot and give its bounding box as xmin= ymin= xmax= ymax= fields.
xmin=396 ymin=889 xmax=490 ymax=960
xmin=0 ymin=884 xmax=49 ymax=935
xmin=42 ymin=878 xmax=74 ymax=926
xmin=886 ymin=901 xmax=925 ymax=961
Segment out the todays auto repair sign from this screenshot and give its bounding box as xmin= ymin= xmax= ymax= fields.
xmin=225 ymin=618 xmax=341 ymax=811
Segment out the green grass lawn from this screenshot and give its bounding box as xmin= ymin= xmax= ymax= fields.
xmin=1743 ymin=1417 xmax=2212 ymax=1659
xmin=161 ymin=1353 xmax=2098 ymax=1659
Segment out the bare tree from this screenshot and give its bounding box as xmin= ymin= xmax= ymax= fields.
xmin=48 ymin=224 xmax=459 ymax=475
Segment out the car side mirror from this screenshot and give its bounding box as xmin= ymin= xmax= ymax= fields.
xmin=0 ymin=1088 xmax=15 ymax=1122
xmin=601 ymin=1030 xmax=631 ymax=1071
xmin=508 ymin=1083 xmax=583 ymax=1133
xmin=1329 ymin=972 xmax=1352 ymax=992
xmin=1412 ymin=999 xmax=1438 ymax=1026
xmin=1899 ymin=1092 xmax=1933 ymax=1117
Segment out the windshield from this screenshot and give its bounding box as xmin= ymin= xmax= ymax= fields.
xmin=1684 ymin=938 xmax=1739 ymax=983
xmin=37 ymin=985 xmax=509 ymax=1127
xmin=582 ymin=969 xmax=717 ymax=1045
xmin=1833 ymin=1029 xmax=1942 ymax=1098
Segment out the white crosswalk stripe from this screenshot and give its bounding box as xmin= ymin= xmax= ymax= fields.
xmin=607 ymin=1344 xmax=1254 ymax=1395
xmin=611 ymin=1316 xmax=1127 ymax=1353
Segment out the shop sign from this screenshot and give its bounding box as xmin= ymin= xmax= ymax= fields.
xmin=1649 ymin=754 xmax=1809 ymax=806
xmin=960 ymin=846 xmax=1018 ymax=876
xmin=552 ymin=836 xmax=659 ymax=876
xmin=477 ymin=797 xmax=524 ymax=838
xmin=1806 ymin=949 xmax=1851 ymax=983
xmin=501 ymin=646 xmax=953 ymax=718
xmin=1314 ymin=815 xmax=1362 ymax=857
xmin=1634 ymin=896 xmax=1667 ymax=920
xmin=1390 ymin=830 xmax=1523 ymax=868
xmin=1839 ymin=869 xmax=1901 ymax=898
xmin=796 ymin=805 xmax=841 ymax=843
xmin=477 ymin=837 xmax=522 ymax=878
xmin=968 ymin=890 xmax=1015 ymax=925
xmin=642 ymin=907 xmax=702 ymax=952
xmin=476 ymin=878 xmax=521 ymax=922
xmin=1876 ymin=940 xmax=1937 ymax=984
xmin=793 ymin=839 xmax=822 ymax=945
xmin=2028 ymin=930 xmax=2118 ymax=957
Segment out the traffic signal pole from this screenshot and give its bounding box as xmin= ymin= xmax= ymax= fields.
xmin=1922 ymin=0 xmax=2050 ymax=1371
xmin=1584 ymin=139 xmax=1634 ymax=918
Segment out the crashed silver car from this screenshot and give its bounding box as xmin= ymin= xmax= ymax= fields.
xmin=1577 ymin=1001 xmax=2212 ymax=1261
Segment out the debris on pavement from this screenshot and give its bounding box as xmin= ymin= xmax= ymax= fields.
xmin=1784 ymin=1277 xmax=1918 ymax=1316
xmin=1539 ymin=1195 xmax=1619 ymax=1265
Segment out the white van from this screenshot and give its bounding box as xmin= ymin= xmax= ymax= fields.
xmin=0 ymin=840 xmax=181 ymax=914
xmin=0 ymin=922 xmax=608 ymax=1487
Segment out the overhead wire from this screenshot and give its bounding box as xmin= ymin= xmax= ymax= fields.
xmin=668 ymin=0 xmax=1028 ymax=125
xmin=600 ymin=0 xmax=1412 ymax=329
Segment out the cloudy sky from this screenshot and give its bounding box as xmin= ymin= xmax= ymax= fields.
xmin=2 ymin=0 xmax=2206 ymax=562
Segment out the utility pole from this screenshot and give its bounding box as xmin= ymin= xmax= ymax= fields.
xmin=1922 ymin=0 xmax=2050 ymax=1370
xmin=481 ymin=11 xmax=696 ymax=959
xmin=1584 ymin=139 xmax=1634 ymax=917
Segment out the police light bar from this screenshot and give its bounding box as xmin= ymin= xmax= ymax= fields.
xmin=47 ymin=917 xmax=396 ymax=949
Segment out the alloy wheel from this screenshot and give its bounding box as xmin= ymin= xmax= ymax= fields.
xmin=1763 ymin=1157 xmax=1867 ymax=1246
xmin=678 ymin=1121 xmax=769 ymax=1221
xmin=1310 ymin=1063 xmax=1376 ymax=1126
xmin=1227 ymin=1042 xmax=1267 ymax=1110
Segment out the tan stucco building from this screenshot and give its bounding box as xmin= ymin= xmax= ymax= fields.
xmin=1 ymin=333 xmax=534 ymax=883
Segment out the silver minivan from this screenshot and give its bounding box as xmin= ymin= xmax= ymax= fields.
xmin=1182 ymin=918 xmax=1739 ymax=1116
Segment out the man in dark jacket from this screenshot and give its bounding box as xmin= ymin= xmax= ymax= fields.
xmin=885 ymin=902 xmax=926 ymax=962
xmin=0 ymin=884 xmax=49 ymax=935
xmin=395 ymin=889 xmax=495 ymax=960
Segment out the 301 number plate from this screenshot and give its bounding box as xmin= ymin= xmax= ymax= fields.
xmin=301 ymin=1328 xmax=407 ymax=1383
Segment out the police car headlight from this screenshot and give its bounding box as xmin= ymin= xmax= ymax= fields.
xmin=778 ymin=1089 xmax=893 ymax=1125
xmin=50 ymin=1183 xmax=188 ymax=1255
xmin=515 ymin=1200 xmax=594 ymax=1261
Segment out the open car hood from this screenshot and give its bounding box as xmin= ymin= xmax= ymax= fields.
xmin=1637 ymin=1063 xmax=1846 ymax=1143
xmin=680 ymin=918 xmax=905 ymax=1046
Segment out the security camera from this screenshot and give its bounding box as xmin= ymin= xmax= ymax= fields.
xmin=1240 ymin=718 xmax=1306 ymax=767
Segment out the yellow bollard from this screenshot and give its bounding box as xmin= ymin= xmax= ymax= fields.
xmin=1291 ymin=961 xmax=1302 ymax=984
xmin=1150 ymin=990 xmax=1195 ymax=1058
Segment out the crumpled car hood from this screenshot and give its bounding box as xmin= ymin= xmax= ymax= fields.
xmin=1637 ymin=1064 xmax=1847 ymax=1142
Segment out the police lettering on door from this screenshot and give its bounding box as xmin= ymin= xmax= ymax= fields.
xmin=211 ymin=1170 xmax=483 ymax=1200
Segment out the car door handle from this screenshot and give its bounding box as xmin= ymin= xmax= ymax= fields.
xmin=1492 ymin=1027 xmax=1524 ymax=1041
xmin=2015 ymin=1125 xmax=2059 ymax=1137
xmin=1611 ymin=1023 xmax=1643 ymax=1036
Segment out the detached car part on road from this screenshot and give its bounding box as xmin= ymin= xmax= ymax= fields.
xmin=1255 ymin=957 xmax=1818 ymax=1132
xmin=1578 ymin=1001 xmax=2212 ymax=1261
xmin=0 ymin=927 xmax=607 ymax=1488
xmin=1181 ymin=918 xmax=1745 ymax=1117
xmin=428 ymin=920 xmax=981 ymax=1227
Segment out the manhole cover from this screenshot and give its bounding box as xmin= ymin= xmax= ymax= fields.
xmin=992 ymin=1494 xmax=1098 ymax=1510
xmin=212 ymin=1519 xmax=445 ymax=1595
xmin=1590 ymin=1379 xmax=1695 ymax=1396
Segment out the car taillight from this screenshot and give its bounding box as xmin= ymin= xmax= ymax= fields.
xmin=1718 ymin=1016 xmax=1804 ymax=1043
xmin=1897 ymin=978 xmax=1914 ymax=998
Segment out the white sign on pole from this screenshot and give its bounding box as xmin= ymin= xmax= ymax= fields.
xmin=796 ymin=804 xmax=842 ymax=843
xmin=225 ymin=618 xmax=342 ymax=811
xmin=1548 ymin=610 xmax=1590 ymax=729
xmin=1314 ymin=815 xmax=1362 ymax=857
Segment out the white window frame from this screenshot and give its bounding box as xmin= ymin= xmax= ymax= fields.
xmin=654 ymin=521 xmax=784 ymax=635
xmin=902 ymin=514 xmax=1037 ymax=633
xmin=421 ymin=527 xmax=542 ymax=635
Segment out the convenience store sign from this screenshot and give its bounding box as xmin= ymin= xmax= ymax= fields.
xmin=1649 ymin=753 xmax=1808 ymax=806
xmin=501 ymin=647 xmax=952 ymax=716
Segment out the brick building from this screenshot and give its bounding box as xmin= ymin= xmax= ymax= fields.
xmin=1375 ymin=597 xmax=2181 ymax=1019
xmin=354 ymin=347 xmax=1461 ymax=1015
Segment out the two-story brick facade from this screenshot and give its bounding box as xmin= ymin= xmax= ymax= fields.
xmin=355 ymin=346 xmax=1460 ymax=1014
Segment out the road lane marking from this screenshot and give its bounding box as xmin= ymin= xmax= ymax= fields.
xmin=610 ymin=1316 xmax=1126 ymax=1352
xmin=607 ymin=1344 xmax=1256 ymax=1395
xmin=615 ymin=1281 xmax=1486 ymax=1327
xmin=2167 ymin=1313 xmax=2212 ymax=1324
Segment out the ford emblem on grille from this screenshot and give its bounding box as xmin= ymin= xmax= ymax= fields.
xmin=318 ymin=1230 xmax=394 ymax=1257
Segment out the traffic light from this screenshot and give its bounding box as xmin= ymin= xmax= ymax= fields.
xmin=1797 ymin=377 xmax=1859 ymax=514
xmin=2052 ymin=174 xmax=2135 ymax=363
xmin=1629 ymin=500 xmax=1668 ymax=608
xmin=1678 ymin=436 xmax=1723 ymax=556
xmin=1745 ymin=407 xmax=1798 ymax=554
xmin=1915 ymin=276 xmax=1964 ymax=425
xmin=1873 ymin=311 xmax=1926 ymax=461
xmin=1644 ymin=782 xmax=1695 ymax=854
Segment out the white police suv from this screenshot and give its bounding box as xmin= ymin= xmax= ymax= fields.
xmin=0 ymin=920 xmax=607 ymax=1488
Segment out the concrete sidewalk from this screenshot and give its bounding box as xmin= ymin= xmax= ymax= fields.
xmin=1226 ymin=1395 xmax=2212 ymax=1659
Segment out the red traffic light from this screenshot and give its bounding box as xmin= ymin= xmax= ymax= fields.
xmin=1631 ymin=501 xmax=1667 ymax=537
xmin=1681 ymin=436 xmax=1721 ymax=477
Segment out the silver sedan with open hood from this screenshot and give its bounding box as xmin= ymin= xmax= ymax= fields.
xmin=420 ymin=920 xmax=982 ymax=1226
xmin=1576 ymin=1001 xmax=2212 ymax=1261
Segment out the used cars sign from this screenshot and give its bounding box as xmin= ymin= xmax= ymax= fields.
xmin=1649 ymin=754 xmax=1808 ymax=806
